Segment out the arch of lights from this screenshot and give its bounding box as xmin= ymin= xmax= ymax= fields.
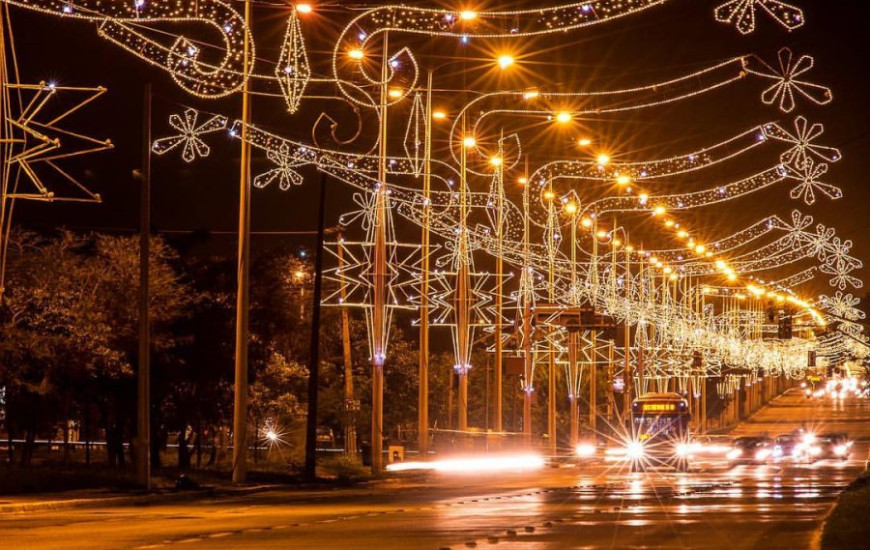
xmin=3 ymin=0 xmax=866 ymax=460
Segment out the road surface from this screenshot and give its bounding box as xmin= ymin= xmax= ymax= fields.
xmin=2 ymin=390 xmax=868 ymax=550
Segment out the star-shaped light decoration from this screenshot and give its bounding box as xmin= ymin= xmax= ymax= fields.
xmin=152 ymin=109 xmax=228 ymax=163
xmin=3 ymin=82 xmax=112 ymax=203
xmin=763 ymin=117 xmax=842 ymax=170
xmin=784 ymin=159 xmax=841 ymax=205
xmin=743 ymin=48 xmax=832 ymax=113
xmin=715 ymin=0 xmax=804 ymax=35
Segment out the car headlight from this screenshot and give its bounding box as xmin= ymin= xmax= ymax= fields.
xmin=626 ymin=442 xmax=645 ymax=460
xmin=834 ymin=445 xmax=848 ymax=456
xmin=755 ymin=449 xmax=771 ymax=461
xmin=575 ymin=444 xmax=597 ymax=458
xmin=809 ymin=445 xmax=822 ymax=456
xmin=727 ymin=449 xmax=743 ymax=460
xmin=676 ymin=443 xmax=690 ymax=457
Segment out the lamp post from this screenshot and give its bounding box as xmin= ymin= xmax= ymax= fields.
xmin=231 ymin=0 xmax=252 ymax=485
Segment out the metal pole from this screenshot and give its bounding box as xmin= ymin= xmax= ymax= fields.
xmin=304 ymin=173 xmax=327 ymax=480
xmin=456 ymin=113 xmax=469 ymax=433
xmin=136 ymin=82 xmax=151 ymax=491
xmin=494 ymin=132 xmax=504 ymax=435
xmin=521 ymin=159 xmax=533 ymax=444
xmin=231 ymin=0 xmax=252 ymax=485
xmin=546 ymin=184 xmax=556 ymax=455
xmin=371 ymin=33 xmax=390 ymax=475
xmin=338 ymin=230 xmax=357 ymax=459
xmin=418 ymin=71 xmax=432 ymax=459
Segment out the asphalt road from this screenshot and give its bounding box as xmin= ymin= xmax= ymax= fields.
xmin=3 ymin=389 xmax=868 ymax=550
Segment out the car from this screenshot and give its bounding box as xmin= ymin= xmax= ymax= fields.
xmin=727 ymin=436 xmax=774 ymax=465
xmin=810 ymin=432 xmax=852 ymax=461
xmin=771 ymin=434 xmax=800 ymax=462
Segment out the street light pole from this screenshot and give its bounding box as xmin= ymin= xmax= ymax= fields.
xmin=304 ymin=172 xmax=328 ymax=481
xmin=231 ymin=0 xmax=253 ymax=485
xmin=418 ymin=70 xmax=432 ymax=460
xmin=135 ymin=82 xmax=151 ymax=491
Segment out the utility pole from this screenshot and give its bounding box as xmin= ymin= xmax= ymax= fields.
xmin=232 ymin=0 xmax=253 ymax=485
xmin=418 ymin=71 xmax=432 ymax=459
xmin=338 ymin=229 xmax=357 ymax=459
xmin=135 ymin=82 xmax=152 ymax=490
xmin=304 ymin=173 xmax=328 ymax=481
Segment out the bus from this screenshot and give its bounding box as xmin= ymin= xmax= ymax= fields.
xmin=626 ymin=393 xmax=692 ymax=471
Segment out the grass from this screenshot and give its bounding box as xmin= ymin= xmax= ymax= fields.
xmin=821 ymin=473 xmax=870 ymax=550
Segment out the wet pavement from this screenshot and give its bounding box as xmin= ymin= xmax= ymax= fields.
xmin=2 ymin=389 xmax=868 ymax=550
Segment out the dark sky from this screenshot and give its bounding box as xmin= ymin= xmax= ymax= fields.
xmin=9 ymin=0 xmax=870 ymax=297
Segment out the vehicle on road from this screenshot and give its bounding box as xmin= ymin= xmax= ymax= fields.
xmin=803 ymin=432 xmax=853 ymax=461
xmin=727 ymin=436 xmax=774 ymax=465
xmin=771 ymin=434 xmax=801 ymax=462
xmin=619 ymin=393 xmax=693 ymax=472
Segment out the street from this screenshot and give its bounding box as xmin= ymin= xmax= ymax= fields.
xmin=2 ymin=389 xmax=868 ymax=550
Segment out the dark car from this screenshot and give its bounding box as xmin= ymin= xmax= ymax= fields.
xmin=811 ymin=432 xmax=852 ymax=461
xmin=727 ymin=436 xmax=774 ymax=465
xmin=771 ymin=434 xmax=800 ymax=462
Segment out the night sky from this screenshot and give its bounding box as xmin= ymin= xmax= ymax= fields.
xmin=9 ymin=0 xmax=870 ymax=298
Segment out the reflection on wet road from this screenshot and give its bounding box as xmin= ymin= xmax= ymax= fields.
xmin=2 ymin=390 xmax=868 ymax=550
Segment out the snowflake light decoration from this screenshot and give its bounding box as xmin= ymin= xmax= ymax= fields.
xmin=785 ymin=159 xmax=841 ymax=205
xmin=152 ymin=109 xmax=228 ymax=163
xmin=715 ymin=0 xmax=805 ymax=35
xmin=254 ymin=143 xmax=307 ymax=190
xmin=744 ymin=48 xmax=832 ymax=113
xmin=764 ymin=117 xmax=842 ymax=170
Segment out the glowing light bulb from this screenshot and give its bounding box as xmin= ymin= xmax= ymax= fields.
xmin=460 ymin=10 xmax=477 ymax=20
xmin=498 ymin=54 xmax=515 ymax=70
xmin=388 ymin=88 xmax=403 ymax=99
xmin=517 ymin=177 xmax=528 ymax=185
xmin=695 ymin=244 xmax=706 ymax=254
xmin=581 ymin=218 xmax=592 ymax=228
xmin=463 ymin=136 xmax=477 ymax=148
xmin=578 ymin=138 xmax=592 ymax=147
xmin=555 ymin=111 xmax=573 ymax=123
xmin=638 ymin=193 xmax=649 ymax=204
xmin=677 ymin=230 xmax=688 ymax=238
xmin=653 ymin=206 xmax=666 ymax=216
xmin=727 ymin=272 xmax=738 ymax=282
xmin=617 ymin=175 xmax=631 ymax=185
xmin=597 ymin=230 xmax=608 ymax=239
xmin=597 ymin=153 xmax=610 ymax=165
xmin=544 ymin=190 xmax=556 ymax=200
xmin=523 ymin=89 xmax=540 ymax=100
xmin=489 ymin=156 xmax=503 ymax=167
xmin=564 ymin=202 xmax=578 ymax=214
xmin=296 ymin=3 xmax=313 ymax=14
xmin=665 ymin=220 xmax=675 ymax=228
xmin=348 ymin=49 xmax=365 ymax=60
xmin=432 ymin=110 xmax=447 ymax=120
xmin=612 ymin=239 xmax=622 ymax=247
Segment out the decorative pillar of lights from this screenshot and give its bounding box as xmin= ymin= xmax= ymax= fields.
xmin=520 ymin=159 xmax=534 ymax=445
xmin=545 ymin=181 xmax=558 ymax=455
xmin=231 ymin=0 xmax=253 ymax=486
xmin=607 ymin=220 xmax=617 ymax=423
xmin=589 ymin=215 xmax=599 ymax=432
xmin=418 ymin=69 xmax=433 ymax=460
xmin=337 ymin=229 xmax=358 ymax=460
xmin=623 ymin=235 xmax=633 ymax=423
xmin=456 ymin=113 xmax=471 ymax=434
xmin=371 ymin=32 xmax=390 ymax=475
xmin=494 ymin=130 xmax=505 ymax=434
xmin=567 ymin=200 xmax=580 ymax=449
xmin=637 ymin=248 xmax=646 ymax=396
